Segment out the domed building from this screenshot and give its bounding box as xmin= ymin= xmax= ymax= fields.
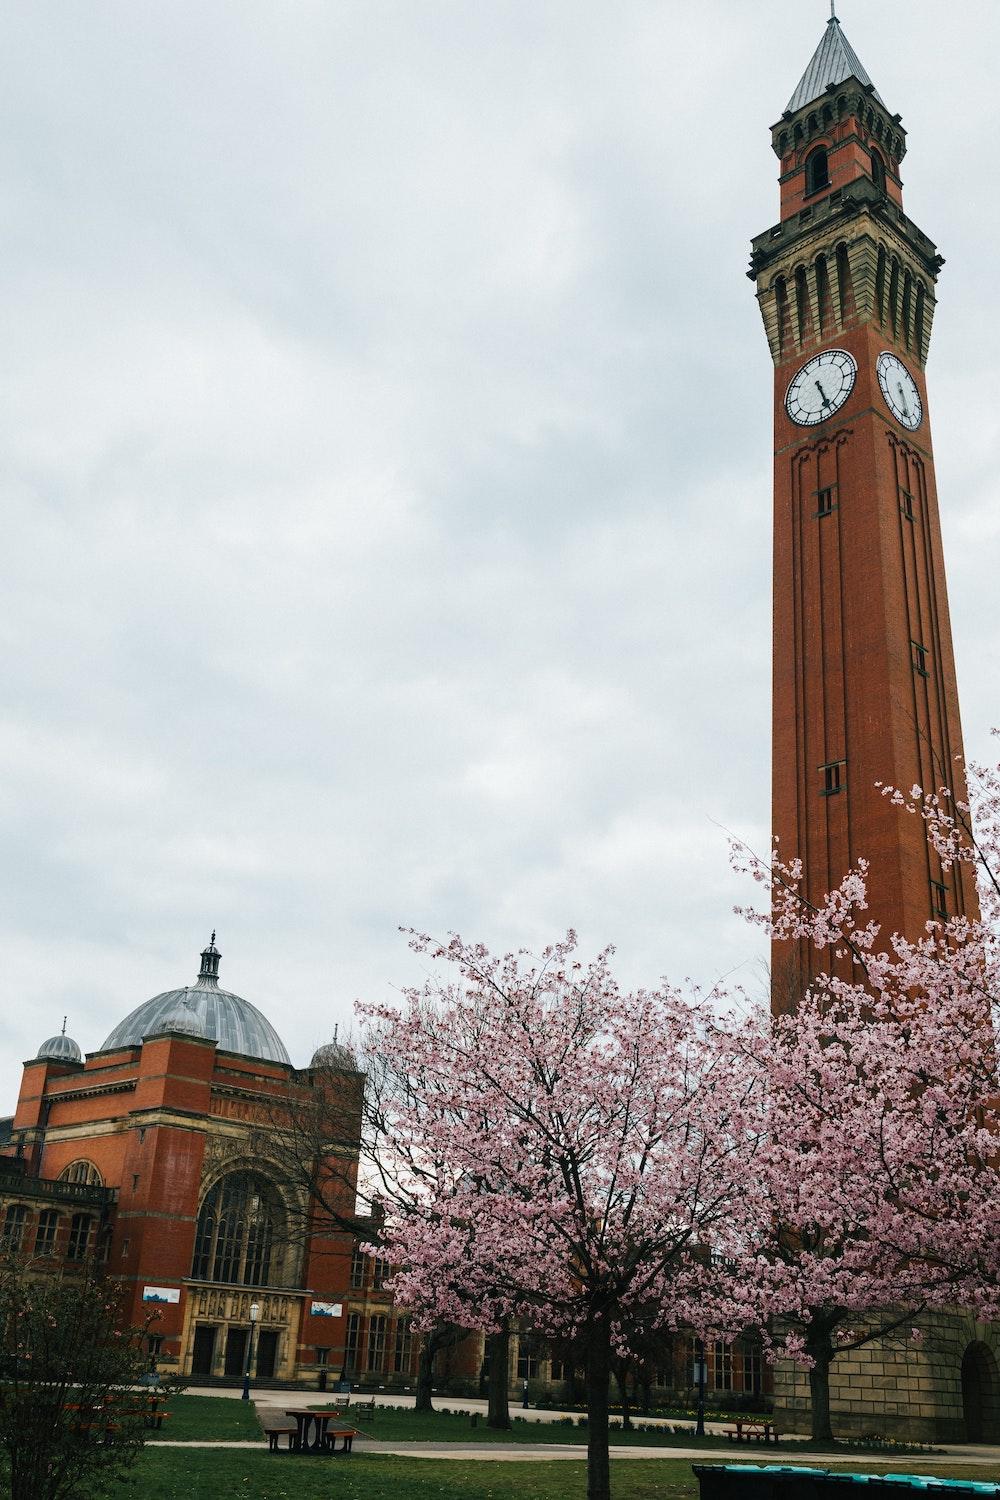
xmin=0 ymin=938 xmax=411 ymax=1391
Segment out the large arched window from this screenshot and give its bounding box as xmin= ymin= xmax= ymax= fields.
xmin=191 ymin=1172 xmax=283 ymax=1287
xmin=870 ymin=148 xmax=887 ymax=194
xmin=59 ymin=1161 xmax=103 ymax=1187
xmin=805 ymin=146 xmax=830 ymax=196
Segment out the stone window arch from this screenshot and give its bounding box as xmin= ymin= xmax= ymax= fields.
xmin=870 ymin=148 xmax=887 ymax=194
xmin=805 ymin=146 xmax=830 ymax=197
xmin=59 ymin=1160 xmax=103 ymax=1187
xmin=191 ymin=1170 xmax=286 ymax=1287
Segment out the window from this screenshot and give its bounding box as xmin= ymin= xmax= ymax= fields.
xmin=34 ymin=1209 xmax=59 ymax=1257
xmin=345 ymin=1313 xmax=362 ymax=1373
xmin=912 ymin=641 xmax=930 ymax=677
xmin=742 ymin=1344 xmax=763 ymax=1393
xmin=816 ymin=486 xmax=836 ymax=518
xmin=930 ymin=880 xmax=949 ymax=920
xmin=316 ymin=1347 xmax=329 ymax=1368
xmin=67 ymin=1213 xmax=93 ymax=1262
xmin=147 ymin=1335 xmax=164 ymax=1357
xmin=190 ymin=1172 xmax=283 ymax=1287
xmin=517 ymin=1337 xmax=541 ymax=1381
xmin=59 ymin=1161 xmax=102 ymax=1187
xmin=393 ymin=1319 xmax=413 ymax=1374
xmin=350 ymin=1246 xmax=366 ymax=1290
xmin=368 ymin=1315 xmax=387 ymax=1373
xmin=2 ymin=1204 xmax=27 ymax=1251
xmin=901 ymin=489 xmax=916 ymax=521
xmin=805 ymin=146 xmax=830 ymax=196
xmin=371 ymin=1254 xmax=387 ymax=1292
xmin=711 ymin=1341 xmax=734 ymax=1391
xmin=870 ymin=149 xmax=887 ymax=193
xmin=820 ymin=760 xmax=846 ymax=797
xmin=550 ymin=1359 xmax=566 ymax=1382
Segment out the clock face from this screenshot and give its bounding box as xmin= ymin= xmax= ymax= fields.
xmin=877 ymin=351 xmax=923 ymax=431
xmin=785 ymin=349 xmax=858 ymax=426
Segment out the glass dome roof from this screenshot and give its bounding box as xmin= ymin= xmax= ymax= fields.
xmin=99 ymin=937 xmax=291 ymax=1066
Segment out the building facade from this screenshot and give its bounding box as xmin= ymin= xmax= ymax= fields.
xmin=751 ymin=13 xmax=997 ymax=1440
xmin=0 ymin=937 xmax=416 ymax=1390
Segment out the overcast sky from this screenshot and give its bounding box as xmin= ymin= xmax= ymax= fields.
xmin=2 ymin=1 xmax=998 ymax=1103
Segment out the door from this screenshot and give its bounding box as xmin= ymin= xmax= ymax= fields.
xmin=256 ymin=1329 xmax=279 ymax=1379
xmin=191 ymin=1325 xmax=217 ymax=1377
xmin=962 ymin=1342 xmax=1000 ymax=1442
xmin=224 ymin=1327 xmax=248 ymax=1379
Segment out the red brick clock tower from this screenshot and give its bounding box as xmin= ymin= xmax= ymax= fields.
xmin=749 ymin=11 xmax=979 ymax=1007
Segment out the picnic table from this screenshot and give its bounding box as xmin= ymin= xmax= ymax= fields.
xmin=283 ymin=1407 xmax=357 ymax=1455
xmin=724 ymin=1419 xmax=780 ymax=1445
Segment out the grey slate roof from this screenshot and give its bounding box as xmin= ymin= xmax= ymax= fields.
xmin=100 ymin=974 xmax=292 ymax=1065
xmin=37 ymin=1033 xmax=83 ymax=1062
xmin=786 ymin=17 xmax=883 ymax=114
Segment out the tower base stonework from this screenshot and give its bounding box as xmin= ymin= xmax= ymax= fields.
xmin=773 ymin=1314 xmax=1000 ymax=1444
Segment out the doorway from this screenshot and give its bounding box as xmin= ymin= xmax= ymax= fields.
xmin=961 ymin=1342 xmax=1000 ymax=1442
xmin=224 ymin=1327 xmax=249 ymax=1379
xmin=257 ymin=1330 xmax=279 ymax=1379
xmin=191 ymin=1325 xmax=217 ymax=1377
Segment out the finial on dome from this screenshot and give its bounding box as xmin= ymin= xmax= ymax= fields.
xmin=61 ymin=1016 xmax=67 ymax=1036
xmin=829 ymin=1 xmax=839 ymax=20
xmin=197 ymin=932 xmax=221 ymax=988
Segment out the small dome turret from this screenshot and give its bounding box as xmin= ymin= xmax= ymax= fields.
xmin=37 ymin=1020 xmax=82 ymax=1064
xmin=310 ymin=1027 xmax=357 ymax=1072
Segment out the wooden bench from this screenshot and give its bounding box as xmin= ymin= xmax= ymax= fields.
xmin=266 ymin=1424 xmax=298 ymax=1453
xmin=724 ymin=1420 xmax=779 ymax=1445
xmin=345 ymin=1397 xmax=376 ymax=1419
xmin=323 ymin=1425 xmax=358 ymax=1455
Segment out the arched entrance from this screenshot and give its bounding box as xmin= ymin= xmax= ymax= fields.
xmin=961 ymin=1342 xmax=1000 ymax=1442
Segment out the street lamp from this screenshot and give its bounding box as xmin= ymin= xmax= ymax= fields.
xmin=694 ymin=1338 xmax=707 ymax=1438
xmin=241 ymin=1302 xmax=261 ymax=1401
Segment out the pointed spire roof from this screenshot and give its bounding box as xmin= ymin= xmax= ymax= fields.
xmin=786 ymin=13 xmax=883 ymax=115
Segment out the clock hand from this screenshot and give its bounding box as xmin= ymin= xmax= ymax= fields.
xmin=815 ymin=379 xmax=832 ymax=409
xmin=896 ymin=381 xmax=911 ymax=419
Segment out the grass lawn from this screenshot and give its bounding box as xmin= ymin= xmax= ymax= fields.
xmin=111 ymin=1450 xmax=1000 ymax=1500
xmin=154 ymin=1393 xmax=263 ymax=1442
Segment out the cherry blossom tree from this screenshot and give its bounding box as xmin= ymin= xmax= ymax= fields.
xmin=359 ymin=932 xmax=760 ymax=1500
xmin=724 ymin=741 xmax=1000 ymax=1440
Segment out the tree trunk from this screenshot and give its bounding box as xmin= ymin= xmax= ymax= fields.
xmin=806 ymin=1324 xmax=835 ymax=1443
xmin=585 ymin=1319 xmax=612 ymax=1500
xmin=415 ymin=1339 xmax=435 ymax=1413
xmin=486 ymin=1327 xmax=512 ymax=1430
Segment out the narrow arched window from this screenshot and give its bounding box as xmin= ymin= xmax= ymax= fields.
xmin=835 ymin=244 xmax=852 ymax=325
xmin=774 ymin=277 xmax=789 ymax=356
xmin=794 ymin=267 xmax=809 ymax=345
xmin=875 ymin=246 xmax=887 ymax=324
xmin=805 ymin=147 xmax=830 ymax=196
xmin=815 ymin=255 xmax=831 ymax=336
xmin=888 ymin=258 xmax=901 ymax=336
xmin=902 ymin=272 xmax=913 ymax=349
xmin=191 ymin=1172 xmax=283 ymax=1287
xmin=915 ymin=284 xmax=927 ymax=357
xmin=870 ymin=149 xmax=887 ymax=193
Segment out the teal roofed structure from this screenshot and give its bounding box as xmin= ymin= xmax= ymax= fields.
xmin=786 ymin=12 xmax=884 ymax=115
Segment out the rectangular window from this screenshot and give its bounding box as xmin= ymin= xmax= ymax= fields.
xmin=345 ymin=1313 xmax=362 ymax=1373
xmin=393 ymin=1319 xmax=413 ymax=1374
xmin=371 ymin=1255 xmax=387 ymax=1292
xmin=34 ymin=1209 xmax=59 ymax=1257
xmin=516 ymin=1337 xmax=540 ymax=1380
xmin=67 ymin=1212 xmax=93 ymax=1262
xmin=147 ymin=1335 xmax=164 ymax=1357
xmin=368 ymin=1314 xmax=387 ymax=1373
xmin=820 ymin=759 xmax=846 ymax=796
xmin=930 ymin=879 xmax=949 ymax=920
xmin=911 ymin=640 xmax=930 ymax=677
xmin=815 ymin=485 xmax=836 ymax=518
xmin=350 ymin=1246 xmax=366 ymax=1290
xmin=741 ymin=1343 xmax=763 ymax=1394
xmin=549 ymin=1359 xmax=566 ymax=1382
xmin=2 ymin=1204 xmax=27 ymax=1251
xmin=901 ymin=490 xmax=916 ymax=521
xmin=710 ymin=1341 xmax=734 ymax=1392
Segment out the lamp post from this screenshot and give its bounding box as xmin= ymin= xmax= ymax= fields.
xmin=694 ymin=1338 xmax=707 ymax=1438
xmin=241 ymin=1302 xmax=261 ymax=1401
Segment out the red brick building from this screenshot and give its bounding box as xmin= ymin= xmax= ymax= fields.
xmin=1 ymin=937 xmax=413 ymax=1389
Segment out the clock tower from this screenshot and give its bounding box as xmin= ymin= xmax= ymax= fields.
xmin=749 ymin=11 xmax=979 ymax=1008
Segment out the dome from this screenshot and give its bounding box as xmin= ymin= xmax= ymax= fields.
xmin=100 ymin=936 xmax=291 ymax=1066
xmin=310 ymin=1038 xmax=358 ymax=1071
xmin=37 ymin=1031 xmax=82 ymax=1063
